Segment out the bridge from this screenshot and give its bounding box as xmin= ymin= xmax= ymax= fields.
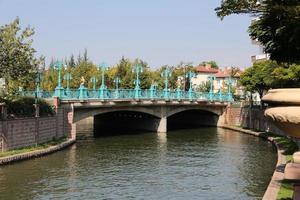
xmin=22 ymin=62 xmax=235 ymax=138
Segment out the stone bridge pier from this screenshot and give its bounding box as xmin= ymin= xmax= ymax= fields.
xmin=59 ymin=100 xmax=230 ymax=138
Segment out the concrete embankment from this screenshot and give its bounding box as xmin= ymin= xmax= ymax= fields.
xmin=0 ymin=139 xmax=75 ymax=165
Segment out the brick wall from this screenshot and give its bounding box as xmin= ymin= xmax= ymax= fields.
xmin=223 ymin=106 xmax=285 ymax=136
xmin=0 ymin=106 xmax=75 ymax=151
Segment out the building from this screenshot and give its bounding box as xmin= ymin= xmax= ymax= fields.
xmin=191 ymin=64 xmax=243 ymax=96
xmin=192 ymin=64 xmax=218 ymax=88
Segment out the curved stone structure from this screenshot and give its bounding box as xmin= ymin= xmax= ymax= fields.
xmin=263 ymin=89 xmax=300 ymax=138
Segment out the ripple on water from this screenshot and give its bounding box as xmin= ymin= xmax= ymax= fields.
xmin=0 ymin=128 xmax=276 ymax=200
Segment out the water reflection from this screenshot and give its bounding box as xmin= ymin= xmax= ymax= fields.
xmin=0 ymin=128 xmax=277 ymax=200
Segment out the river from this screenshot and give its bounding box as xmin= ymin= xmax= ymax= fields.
xmin=0 ymin=127 xmax=277 ymax=200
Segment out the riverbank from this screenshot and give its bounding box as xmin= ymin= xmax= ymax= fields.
xmin=220 ymin=125 xmax=296 ymax=200
xmin=0 ymin=138 xmax=75 ymax=165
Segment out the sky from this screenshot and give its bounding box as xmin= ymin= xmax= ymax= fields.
xmin=0 ymin=0 xmax=258 ymax=69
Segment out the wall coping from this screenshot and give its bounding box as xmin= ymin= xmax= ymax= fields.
xmin=0 ymin=138 xmax=75 ymax=165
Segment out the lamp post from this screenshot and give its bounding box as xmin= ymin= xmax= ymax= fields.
xmin=53 ymin=61 xmax=65 ymax=98
xmin=34 ymin=71 xmax=42 ymax=117
xmin=225 ymin=76 xmax=234 ymax=102
xmin=186 ymin=71 xmax=196 ymax=100
xmin=64 ymin=72 xmax=72 ymax=97
xmin=90 ymin=76 xmax=97 ymax=91
xmin=114 ymin=77 xmax=121 ymax=99
xmin=208 ymin=74 xmax=216 ymax=101
xmin=97 ymin=62 xmax=109 ymax=99
xmin=132 ymin=64 xmax=143 ymax=99
xmin=161 ymin=67 xmax=172 ymax=100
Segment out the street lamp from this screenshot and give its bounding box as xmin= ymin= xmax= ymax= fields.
xmin=225 ymin=76 xmax=234 ymax=102
xmin=90 ymin=76 xmax=98 ymax=91
xmin=161 ymin=67 xmax=172 ymax=99
xmin=34 ymin=70 xmax=42 ymax=117
xmin=208 ymin=74 xmax=216 ymax=101
xmin=114 ymin=77 xmax=121 ymax=99
xmin=97 ymin=62 xmax=109 ymax=99
xmin=132 ymin=64 xmax=143 ymax=99
xmin=186 ymin=71 xmax=196 ymax=100
xmin=64 ymin=72 xmax=72 ymax=97
xmin=53 ymin=61 xmax=65 ymax=98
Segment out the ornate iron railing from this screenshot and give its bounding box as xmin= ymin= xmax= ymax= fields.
xmin=22 ymin=89 xmax=233 ymax=102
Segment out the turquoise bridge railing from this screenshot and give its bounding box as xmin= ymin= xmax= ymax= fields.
xmin=22 ymin=89 xmax=234 ymax=102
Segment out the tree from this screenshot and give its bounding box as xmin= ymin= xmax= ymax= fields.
xmin=69 ymin=54 xmax=76 ymax=68
xmin=216 ymin=0 xmax=300 ymax=64
xmin=83 ymin=48 xmax=88 ymax=62
xmin=199 ymin=61 xmax=219 ymax=69
xmin=0 ymin=17 xmax=43 ymax=93
xmin=239 ymin=60 xmax=275 ymax=99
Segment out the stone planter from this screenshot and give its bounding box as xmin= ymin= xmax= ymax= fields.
xmin=263 ymin=89 xmax=300 ymax=138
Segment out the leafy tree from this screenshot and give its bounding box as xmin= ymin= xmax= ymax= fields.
xmin=83 ymin=48 xmax=88 ymax=62
xmin=199 ymin=61 xmax=219 ymax=69
xmin=69 ymin=54 xmax=76 ymax=68
xmin=195 ymin=81 xmax=210 ymax=92
xmin=239 ymin=60 xmax=276 ymax=98
xmin=0 ymin=17 xmax=43 ymax=93
xmin=216 ymin=0 xmax=300 ymax=64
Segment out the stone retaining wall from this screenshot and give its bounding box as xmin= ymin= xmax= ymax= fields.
xmin=224 ymin=105 xmax=285 ymax=136
xmin=0 ymin=107 xmax=75 ymax=151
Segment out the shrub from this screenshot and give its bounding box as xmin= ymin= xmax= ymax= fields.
xmin=5 ymin=97 xmax=54 ymax=118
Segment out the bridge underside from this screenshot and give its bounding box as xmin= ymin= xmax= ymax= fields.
xmin=94 ymin=111 xmax=160 ymax=137
xmin=167 ymin=110 xmax=219 ymax=130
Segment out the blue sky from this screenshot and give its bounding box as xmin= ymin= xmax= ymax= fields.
xmin=0 ymin=0 xmax=257 ymax=68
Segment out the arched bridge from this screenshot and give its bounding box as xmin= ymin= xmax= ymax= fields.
xmin=57 ymin=98 xmax=230 ymax=138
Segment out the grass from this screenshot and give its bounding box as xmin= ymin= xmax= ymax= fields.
xmin=0 ymin=137 xmax=67 ymax=158
xmin=277 ymin=180 xmax=294 ymax=200
xmin=260 ymin=132 xmax=298 ymax=200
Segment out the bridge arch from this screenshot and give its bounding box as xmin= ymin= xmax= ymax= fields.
xmin=73 ymin=106 xmax=162 ymax=123
xmin=166 ymin=106 xmax=222 ymax=118
xmin=166 ymin=108 xmax=221 ymax=131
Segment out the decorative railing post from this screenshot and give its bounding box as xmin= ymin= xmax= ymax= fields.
xmin=133 ymin=64 xmax=143 ymax=99
xmin=97 ymin=62 xmax=109 ymax=99
xmin=219 ymin=88 xmax=223 ymax=102
xmin=175 ymin=86 xmax=182 ymax=100
xmin=78 ymin=77 xmax=88 ymax=100
xmin=149 ymin=82 xmax=157 ymax=100
xmin=90 ymin=76 xmax=97 ymax=91
xmin=53 ymin=61 xmax=65 ymax=98
xmin=64 ymin=72 xmax=72 ymax=97
xmin=186 ymin=71 xmax=196 ymax=100
xmin=114 ymin=77 xmax=121 ymax=99
xmin=161 ymin=67 xmax=172 ymax=100
xmin=90 ymin=76 xmax=98 ymax=98
xmin=226 ymin=76 xmax=234 ymax=102
xmin=208 ymin=75 xmax=216 ymax=101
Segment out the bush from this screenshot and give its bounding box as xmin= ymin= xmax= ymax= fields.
xmin=4 ymin=97 xmax=55 ymax=118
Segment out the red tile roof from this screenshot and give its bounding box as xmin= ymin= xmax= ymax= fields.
xmin=215 ymin=67 xmax=241 ymax=78
xmin=195 ymin=64 xmax=219 ymax=73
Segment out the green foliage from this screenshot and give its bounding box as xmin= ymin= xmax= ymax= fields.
xmin=216 ymin=0 xmax=300 ymax=64
xmin=3 ymin=97 xmax=54 ymax=118
xmin=215 ymin=0 xmax=262 ymax=19
xmin=240 ymin=60 xmax=276 ymax=98
xmin=240 ymin=61 xmax=300 ymax=96
xmin=199 ymin=60 xmax=219 ymax=69
xmin=0 ymin=17 xmax=44 ymax=93
xmin=277 ymin=180 xmax=293 ymax=200
xmin=195 ymin=81 xmax=210 ymax=92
